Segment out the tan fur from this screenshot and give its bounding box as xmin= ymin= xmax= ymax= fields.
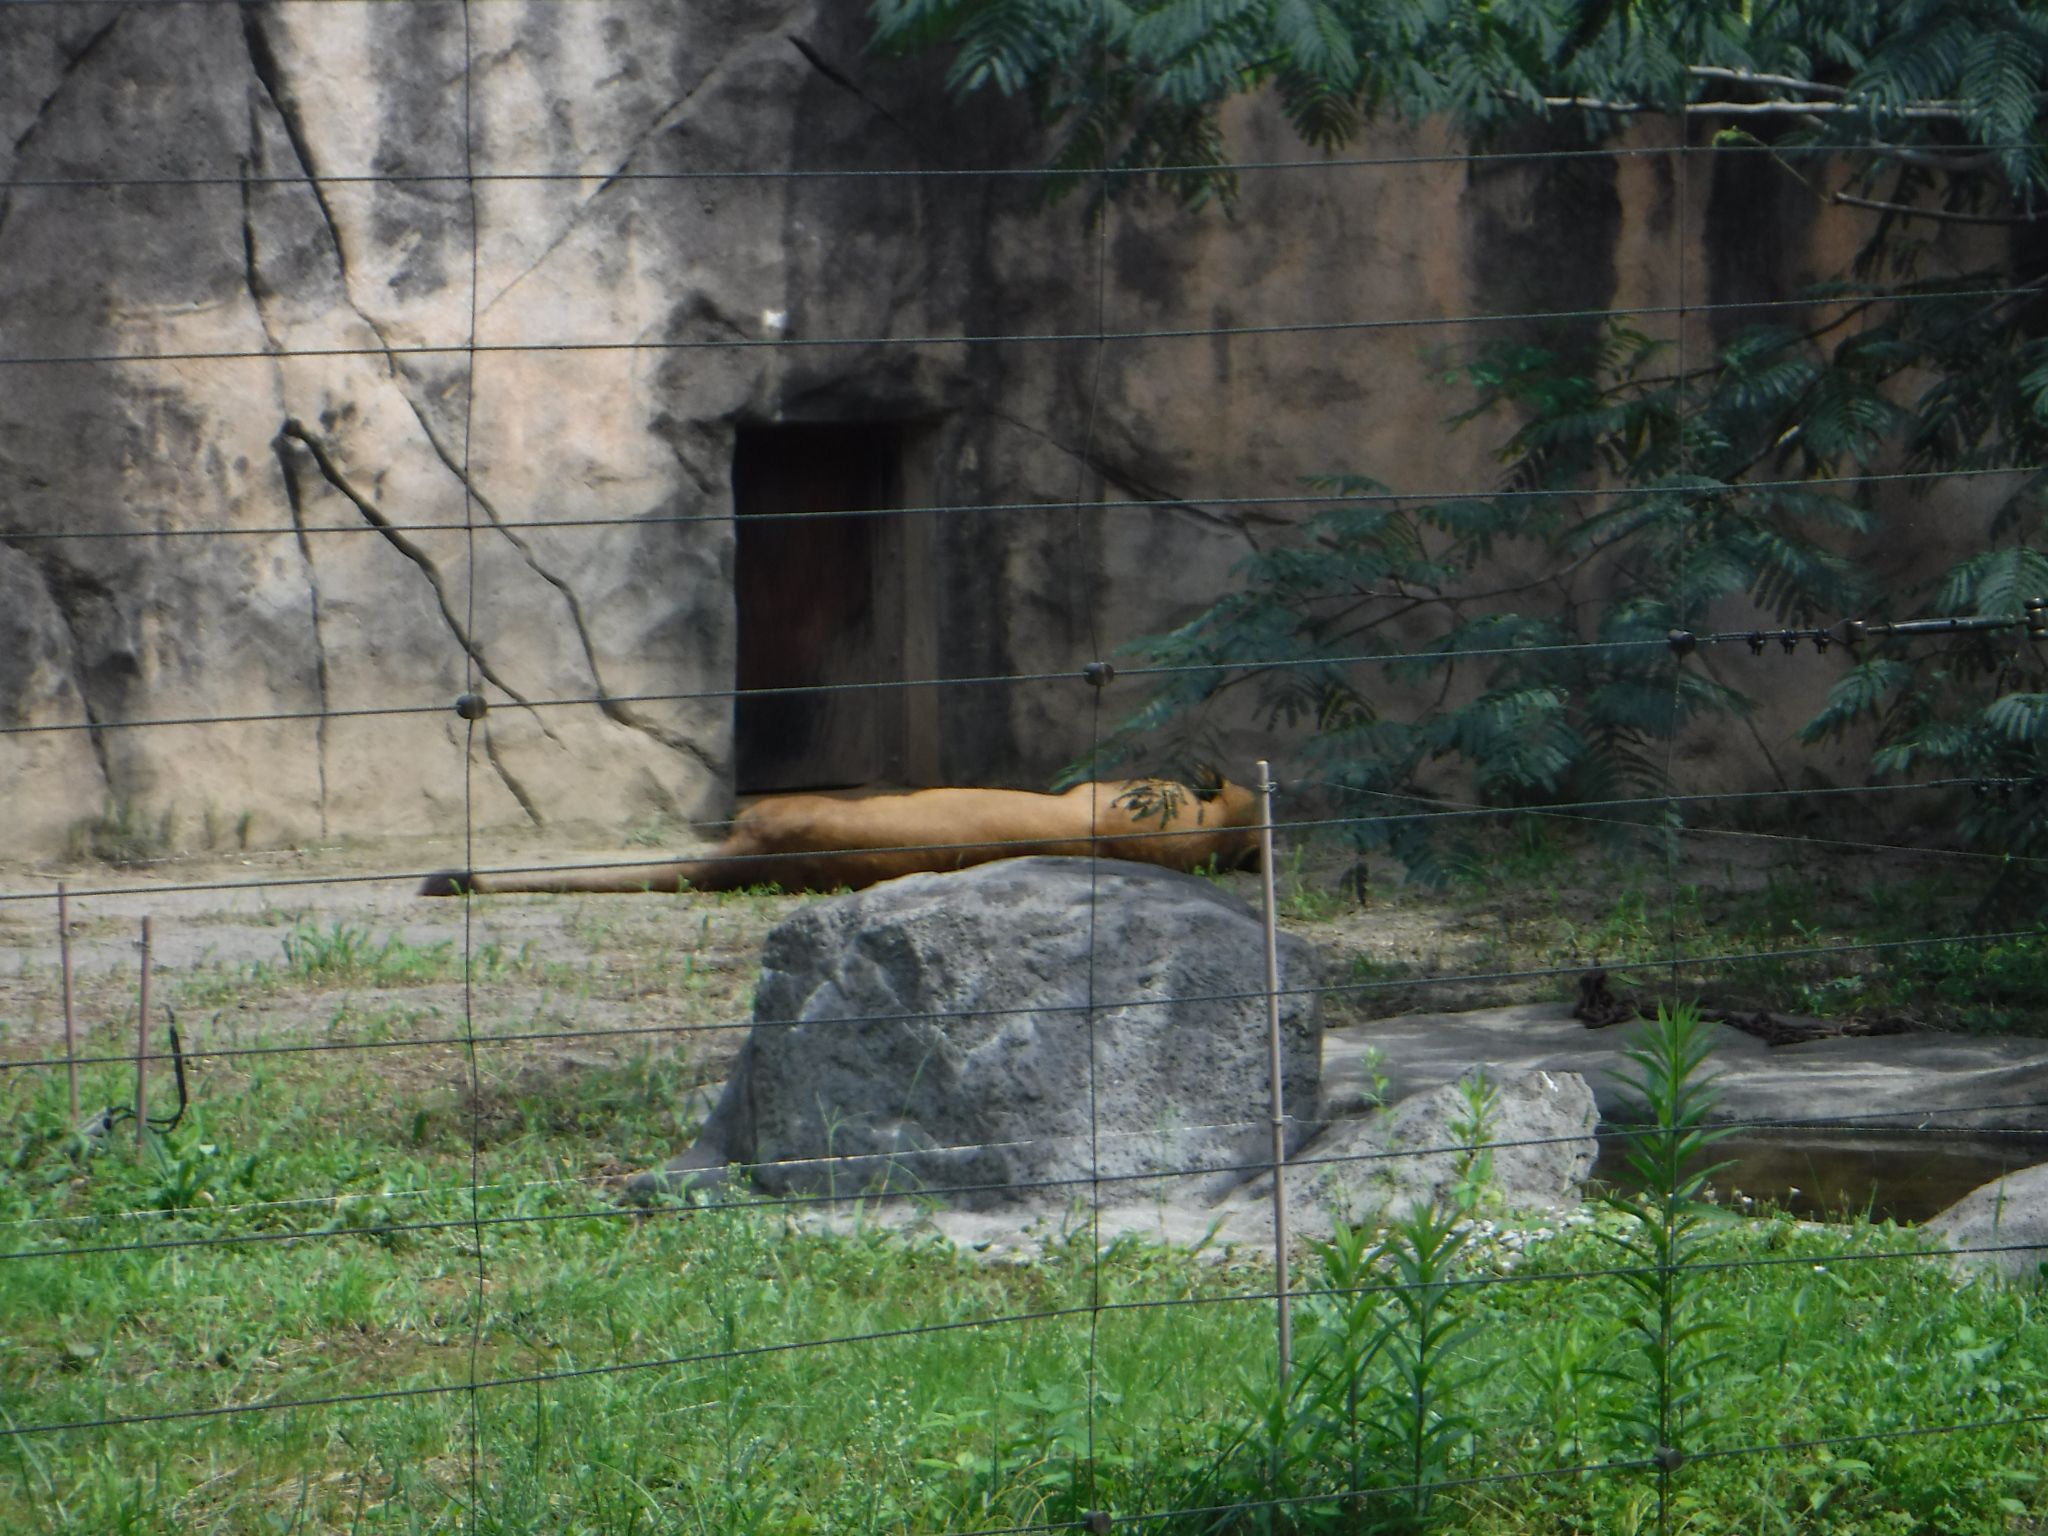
xmin=419 ymin=779 xmax=1259 ymax=896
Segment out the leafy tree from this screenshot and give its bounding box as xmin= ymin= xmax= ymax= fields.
xmin=871 ymin=0 xmax=2048 ymax=868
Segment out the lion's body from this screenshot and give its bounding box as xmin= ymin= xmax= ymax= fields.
xmin=419 ymin=779 xmax=1260 ymax=896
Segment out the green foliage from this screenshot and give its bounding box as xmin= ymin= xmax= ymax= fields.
xmin=879 ymin=0 xmax=2048 ymax=870
xmin=1277 ymin=843 xmax=1350 ymax=920
xmin=1187 ymin=1203 xmax=1491 ymax=1533
xmin=4 ymin=1029 xmax=2048 ymax=1531
xmin=1081 ymin=310 xmax=1833 ymax=871
xmin=871 ymin=0 xmax=2048 ymax=210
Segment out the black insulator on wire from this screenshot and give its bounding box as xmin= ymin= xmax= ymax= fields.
xmin=86 ymin=1016 xmax=191 ymax=1139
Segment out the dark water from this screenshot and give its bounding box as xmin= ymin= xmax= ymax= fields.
xmin=1592 ymin=1129 xmax=2048 ymax=1225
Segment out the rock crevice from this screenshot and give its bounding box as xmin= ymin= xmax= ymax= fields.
xmin=270 ymin=434 xmax=334 ymax=830
xmin=239 ymin=8 xmax=349 ymax=289
xmin=277 ymin=418 xmax=514 ymax=701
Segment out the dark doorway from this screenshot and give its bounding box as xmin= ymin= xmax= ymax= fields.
xmin=732 ymin=421 xmax=917 ymax=792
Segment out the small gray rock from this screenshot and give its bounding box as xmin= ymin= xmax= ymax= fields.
xmin=1325 ymin=1005 xmax=2048 ymax=1133
xmin=1922 ymin=1163 xmax=2048 ymax=1285
xmin=1220 ymin=1069 xmax=1598 ymax=1239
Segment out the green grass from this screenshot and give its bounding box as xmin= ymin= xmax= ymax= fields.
xmin=177 ymin=924 xmax=569 ymax=1009
xmin=279 ymin=922 xmax=462 ymax=985
xmin=1326 ymin=820 xmax=2048 ymax=1035
xmin=1277 ymin=846 xmax=1352 ymax=923
xmin=2 ymin=1026 xmax=2044 ymax=1535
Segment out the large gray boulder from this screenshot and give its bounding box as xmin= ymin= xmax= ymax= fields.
xmin=635 ymin=856 xmax=1322 ymax=1208
xmin=1923 ymin=1164 xmax=2048 ymax=1286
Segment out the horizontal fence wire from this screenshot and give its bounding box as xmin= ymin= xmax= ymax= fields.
xmin=7 ymin=132 xmax=2035 ymax=190
xmin=0 ymin=772 xmax=2035 ymax=908
xmin=4 ymin=1107 xmax=2044 ymax=1264
xmin=6 ymin=1096 xmax=2046 ymax=1237
xmin=5 ymin=615 xmax=2038 ymax=738
xmin=7 ymin=915 xmax=2048 ymax=1076
xmin=0 ymin=462 xmax=2036 ymax=546
xmin=6 ymin=1230 xmax=2042 ymax=1442
xmin=0 ymin=282 xmax=2026 ymax=370
xmin=1279 ymin=776 xmax=2048 ymax=871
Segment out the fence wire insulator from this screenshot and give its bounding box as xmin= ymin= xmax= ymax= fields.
xmin=454 ymin=693 xmax=489 ymax=720
xmin=1844 ymin=618 xmax=1867 ymax=645
xmin=1881 ymin=615 xmax=2012 ymax=638
xmin=1665 ymin=628 xmax=1697 ymax=657
xmin=1081 ymin=661 xmax=1115 ymax=689
xmin=2028 ymin=596 xmax=2047 ymax=639
xmin=1652 ymin=1445 xmax=1686 ymax=1473
xmin=1084 ymin=1512 xmax=1113 ymax=1535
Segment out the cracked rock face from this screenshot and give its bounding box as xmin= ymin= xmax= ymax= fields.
xmin=1 ymin=1 xmax=763 ymax=849
xmin=0 ymin=4 xmax=1897 ymax=856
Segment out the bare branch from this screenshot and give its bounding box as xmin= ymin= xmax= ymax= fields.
xmin=1541 ymin=95 xmax=1970 ymax=121
xmin=1832 ymin=190 xmax=2042 ymax=225
xmin=1686 ymin=64 xmax=1846 ymax=100
xmin=1872 ymin=144 xmax=2006 ymax=173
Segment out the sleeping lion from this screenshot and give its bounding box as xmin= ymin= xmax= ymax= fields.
xmin=418 ymin=778 xmax=1259 ymax=896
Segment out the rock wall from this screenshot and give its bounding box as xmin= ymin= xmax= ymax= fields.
xmin=0 ymin=2 xmax=1978 ymax=857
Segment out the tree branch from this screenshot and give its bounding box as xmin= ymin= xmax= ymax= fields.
xmin=1542 ymin=95 xmax=1972 ymax=121
xmin=1831 ymin=190 xmax=2041 ymax=226
xmin=1685 ymin=64 xmax=1846 ymax=100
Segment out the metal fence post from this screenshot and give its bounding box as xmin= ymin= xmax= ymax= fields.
xmin=59 ymin=882 xmax=78 ymax=1126
xmin=1255 ymin=760 xmax=1291 ymax=1388
xmin=136 ymin=916 xmax=152 ymax=1152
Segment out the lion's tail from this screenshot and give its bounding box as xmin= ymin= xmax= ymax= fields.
xmin=417 ymin=852 xmax=788 ymax=897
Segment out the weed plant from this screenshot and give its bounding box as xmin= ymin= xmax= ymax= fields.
xmin=1277 ymin=846 xmax=1350 ymax=923
xmin=64 ymin=800 xmax=178 ymax=866
xmin=1447 ymin=1071 xmax=1501 ymax=1217
xmin=1601 ymin=1005 xmax=1736 ymax=1533
xmin=280 ymin=921 xmax=458 ymax=984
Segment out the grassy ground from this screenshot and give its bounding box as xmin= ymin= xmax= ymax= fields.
xmin=1294 ymin=820 xmax=2048 ymax=1035
xmin=2 ymin=823 xmax=2046 ymax=1532
xmin=4 ymin=1035 xmax=2045 ymax=1535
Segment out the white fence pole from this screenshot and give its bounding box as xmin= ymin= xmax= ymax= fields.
xmin=1255 ymin=760 xmax=1291 ymax=1387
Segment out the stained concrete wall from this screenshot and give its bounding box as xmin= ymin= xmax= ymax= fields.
xmin=0 ymin=2 xmax=1996 ymax=857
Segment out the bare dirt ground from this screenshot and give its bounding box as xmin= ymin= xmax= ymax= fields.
xmin=0 ymin=826 xmax=1478 ymax=1112
xmin=0 ymin=820 xmax=2000 ymax=1121
xmin=0 ymin=829 xmax=780 ymax=1107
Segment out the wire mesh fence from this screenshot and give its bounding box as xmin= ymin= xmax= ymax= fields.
xmin=3 ymin=2 xmax=2047 ymax=1533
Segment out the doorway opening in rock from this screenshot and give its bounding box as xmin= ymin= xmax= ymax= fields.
xmin=732 ymin=421 xmax=934 ymax=794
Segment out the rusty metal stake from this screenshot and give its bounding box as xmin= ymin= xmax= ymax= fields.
xmin=1255 ymin=760 xmax=1291 ymax=1389
xmin=58 ymin=882 xmax=78 ymax=1126
xmin=135 ymin=916 xmax=152 ymax=1152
